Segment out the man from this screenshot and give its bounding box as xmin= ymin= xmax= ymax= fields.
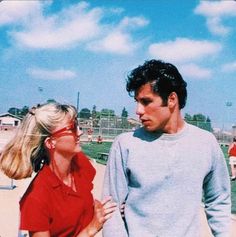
xmin=102 ymin=60 xmax=231 ymax=237
xmin=228 ymin=137 xmax=236 ymax=181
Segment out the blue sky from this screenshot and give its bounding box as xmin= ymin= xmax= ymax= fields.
xmin=0 ymin=0 xmax=236 ymax=128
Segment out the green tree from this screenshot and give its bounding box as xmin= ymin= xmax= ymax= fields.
xmin=47 ymin=99 xmax=57 ymax=103
xmin=79 ymin=108 xmax=91 ymax=119
xmin=8 ymin=107 xmax=21 ymax=116
xmin=100 ymin=109 xmax=115 ymax=117
xmin=121 ymin=107 xmax=128 ymax=128
xmin=91 ymin=105 xmax=100 ymax=127
xmin=121 ymin=107 xmax=128 ymax=118
xmin=91 ymin=105 xmax=97 ymax=119
xmin=184 ymin=113 xmax=213 ymax=132
xmin=192 ymin=113 xmax=205 ymax=122
xmin=184 ymin=113 xmax=192 ymax=121
xmin=20 ymin=106 xmax=29 ymax=116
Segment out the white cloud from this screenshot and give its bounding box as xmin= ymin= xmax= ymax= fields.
xmin=27 ymin=68 xmax=77 ymax=80
xmin=194 ymin=1 xmax=236 ymax=36
xmin=5 ymin=2 xmax=148 ymax=54
xmin=118 ymin=16 xmax=149 ymax=30
xmin=87 ymin=31 xmax=136 ymax=54
xmin=221 ymin=61 xmax=236 ymax=73
xmin=11 ymin=2 xmax=103 ymax=49
xmin=194 ymin=1 xmax=236 ymax=17
xmin=206 ymin=17 xmax=230 ymax=36
xmin=0 ymin=0 xmax=44 ymax=25
xmin=148 ymin=38 xmax=222 ymax=63
xmin=87 ymin=16 xmax=148 ymax=55
xmin=179 ymin=63 xmax=212 ymax=80
xmin=109 ymin=7 xmax=124 ymax=15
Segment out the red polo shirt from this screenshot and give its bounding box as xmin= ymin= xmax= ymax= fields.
xmin=20 ymin=152 xmax=96 ymax=237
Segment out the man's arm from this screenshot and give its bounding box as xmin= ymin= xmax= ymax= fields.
xmin=102 ymin=137 xmax=129 ymax=237
xmin=203 ymin=140 xmax=231 ymax=237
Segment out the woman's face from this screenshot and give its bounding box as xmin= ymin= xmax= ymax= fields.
xmin=50 ymin=114 xmax=83 ymax=156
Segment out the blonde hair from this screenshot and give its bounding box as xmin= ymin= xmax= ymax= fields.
xmin=0 ymin=102 xmax=77 ymax=179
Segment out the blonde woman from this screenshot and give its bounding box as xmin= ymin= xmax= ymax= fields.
xmin=0 ymin=102 xmax=116 ymax=237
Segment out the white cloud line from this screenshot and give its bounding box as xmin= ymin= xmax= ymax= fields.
xmin=221 ymin=61 xmax=236 ymax=73
xmin=1 ymin=1 xmax=148 ymax=54
xmin=118 ymin=16 xmax=149 ymax=30
xmin=194 ymin=1 xmax=236 ymax=17
xmin=194 ymin=1 xmax=236 ymax=36
xmin=206 ymin=17 xmax=230 ymax=36
xmin=179 ymin=63 xmax=212 ymax=80
xmin=148 ymin=38 xmax=222 ymax=64
xmin=27 ymin=68 xmax=77 ymax=80
xmin=87 ymin=31 xmax=135 ymax=55
xmin=0 ymin=0 xmax=44 ymax=25
xmin=11 ymin=2 xmax=103 ymax=49
xmin=87 ymin=16 xmax=148 ymax=55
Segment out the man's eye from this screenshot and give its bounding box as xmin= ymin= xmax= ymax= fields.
xmin=142 ymin=99 xmax=151 ymax=106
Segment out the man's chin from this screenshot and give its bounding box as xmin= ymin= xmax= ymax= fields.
xmin=143 ymin=124 xmax=162 ymax=133
xmin=143 ymin=125 xmax=155 ymax=132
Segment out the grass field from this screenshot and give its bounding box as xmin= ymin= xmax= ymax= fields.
xmin=82 ymin=142 xmax=236 ymax=214
xmin=81 ymin=141 xmax=112 ymax=165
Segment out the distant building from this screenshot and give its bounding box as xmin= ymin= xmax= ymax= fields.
xmin=0 ymin=113 xmax=22 ymax=130
xmin=232 ymin=125 xmax=236 ymax=138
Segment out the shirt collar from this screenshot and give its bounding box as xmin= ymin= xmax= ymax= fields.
xmin=40 ymin=164 xmax=62 ymax=188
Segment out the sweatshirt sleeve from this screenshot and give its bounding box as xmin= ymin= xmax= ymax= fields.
xmin=203 ymin=138 xmax=231 ymax=237
xmin=102 ymin=137 xmax=129 ymax=237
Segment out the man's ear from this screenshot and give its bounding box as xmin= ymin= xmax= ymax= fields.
xmin=44 ymin=137 xmax=55 ymax=150
xmin=168 ymin=92 xmax=178 ymax=109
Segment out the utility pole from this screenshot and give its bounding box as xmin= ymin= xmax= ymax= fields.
xmin=38 ymin=86 xmax=43 ymax=104
xmin=226 ymin=101 xmax=232 ymax=131
xmin=76 ymin=92 xmax=80 ymax=118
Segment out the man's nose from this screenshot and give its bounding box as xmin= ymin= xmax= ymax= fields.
xmin=136 ymin=103 xmax=144 ymax=116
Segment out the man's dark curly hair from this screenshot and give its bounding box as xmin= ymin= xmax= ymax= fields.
xmin=126 ymin=59 xmax=187 ymax=109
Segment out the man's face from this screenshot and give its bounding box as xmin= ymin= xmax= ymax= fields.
xmin=135 ymin=83 xmax=171 ymax=132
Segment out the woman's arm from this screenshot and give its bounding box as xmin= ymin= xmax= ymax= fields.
xmin=77 ymin=196 xmax=117 ymax=237
xmin=24 ymin=197 xmax=116 ymax=237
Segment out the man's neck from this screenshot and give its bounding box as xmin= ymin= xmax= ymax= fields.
xmin=163 ymin=113 xmax=185 ymax=134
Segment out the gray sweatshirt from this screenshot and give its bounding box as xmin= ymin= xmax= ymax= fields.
xmin=102 ymin=123 xmax=231 ymax=237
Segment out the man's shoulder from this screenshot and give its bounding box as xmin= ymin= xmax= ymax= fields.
xmin=114 ymin=127 xmax=145 ymax=141
xmin=187 ymin=123 xmax=214 ymax=137
xmin=186 ymin=123 xmax=218 ymax=147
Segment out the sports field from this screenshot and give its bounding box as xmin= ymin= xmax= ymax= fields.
xmin=82 ymin=141 xmax=236 ymax=214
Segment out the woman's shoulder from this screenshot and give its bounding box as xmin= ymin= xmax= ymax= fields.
xmin=20 ymin=166 xmax=55 ymax=199
xmin=74 ymin=152 xmax=96 ymax=180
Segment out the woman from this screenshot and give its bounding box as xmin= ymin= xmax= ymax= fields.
xmin=0 ymin=102 xmax=116 ymax=237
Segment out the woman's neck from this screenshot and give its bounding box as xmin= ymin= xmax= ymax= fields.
xmin=51 ymin=153 xmax=72 ymax=176
xmin=49 ymin=153 xmax=76 ymax=191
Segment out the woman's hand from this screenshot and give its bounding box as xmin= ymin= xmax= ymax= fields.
xmin=78 ymin=196 xmax=117 ymax=237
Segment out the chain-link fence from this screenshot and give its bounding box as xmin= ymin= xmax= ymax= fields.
xmin=78 ymin=117 xmax=236 ymax=143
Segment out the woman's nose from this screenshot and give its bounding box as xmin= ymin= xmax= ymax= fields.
xmin=77 ymin=127 xmax=84 ymax=136
xmin=77 ymin=128 xmax=83 ymax=137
